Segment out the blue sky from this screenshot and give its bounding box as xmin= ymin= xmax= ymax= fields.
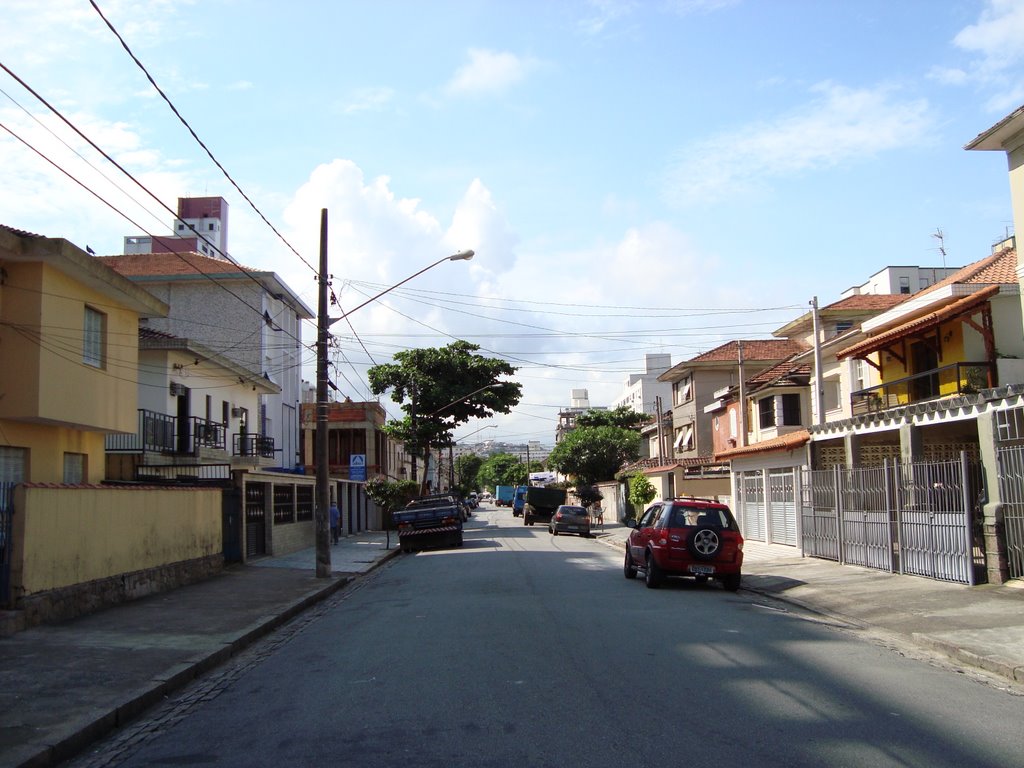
xmin=2 ymin=0 xmax=1023 ymax=445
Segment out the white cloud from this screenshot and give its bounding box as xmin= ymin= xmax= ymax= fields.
xmin=444 ymin=49 xmax=538 ymax=97
xmin=941 ymin=0 xmax=1024 ymax=111
xmin=665 ymin=0 xmax=741 ymax=15
xmin=577 ymin=0 xmax=637 ymax=36
xmin=664 ymin=82 xmax=932 ymax=206
xmin=340 ymin=87 xmax=395 ymax=115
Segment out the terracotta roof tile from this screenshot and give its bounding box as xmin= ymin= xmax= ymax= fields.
xmin=714 ymin=429 xmax=810 ymax=461
xmin=916 ymin=247 xmax=1016 ymax=296
xmin=97 ymin=252 xmax=256 ymax=277
xmin=747 ymin=356 xmax=812 ymax=389
xmin=688 ymin=339 xmax=809 ymax=364
xmin=823 ymin=294 xmax=909 ymax=312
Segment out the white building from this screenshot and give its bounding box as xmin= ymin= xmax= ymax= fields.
xmin=611 ymin=352 xmax=673 ymax=417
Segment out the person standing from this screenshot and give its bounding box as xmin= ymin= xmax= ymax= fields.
xmin=329 ymin=500 xmax=340 ymax=544
xmin=591 ymin=498 xmax=604 ymax=526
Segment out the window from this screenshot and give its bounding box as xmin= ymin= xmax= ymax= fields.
xmin=899 ymin=276 xmax=911 ymax=294
xmin=833 ymin=320 xmax=853 ymax=336
xmin=853 ymin=359 xmax=868 ymax=392
xmin=63 ymin=453 xmax=85 ymax=484
xmin=781 ymin=393 xmax=801 ymax=425
xmin=758 ymin=397 xmax=775 ymax=428
xmin=920 ymin=277 xmax=930 ymax=290
xmin=0 ymin=446 xmax=27 ymax=483
xmin=823 ymin=378 xmax=841 ymax=412
xmin=83 ymin=306 xmax=105 ymax=367
xmin=676 ymin=376 xmax=693 ymax=405
xmin=673 ymin=424 xmax=694 ymax=451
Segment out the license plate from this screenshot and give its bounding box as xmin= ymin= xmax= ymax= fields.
xmin=567 ymin=526 xmax=581 ymax=531
xmin=688 ymin=564 xmax=715 ymax=575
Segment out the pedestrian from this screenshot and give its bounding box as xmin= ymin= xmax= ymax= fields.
xmin=591 ymin=498 xmax=604 ymax=526
xmin=330 ymin=500 xmax=340 ymax=544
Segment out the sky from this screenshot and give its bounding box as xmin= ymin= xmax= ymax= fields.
xmin=2 ymin=0 xmax=1023 ymax=447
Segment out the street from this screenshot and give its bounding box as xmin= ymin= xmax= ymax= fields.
xmin=70 ymin=504 xmax=1024 ymax=768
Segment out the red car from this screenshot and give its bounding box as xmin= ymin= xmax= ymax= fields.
xmin=624 ymin=497 xmax=743 ymax=591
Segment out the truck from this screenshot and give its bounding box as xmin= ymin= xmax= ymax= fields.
xmin=495 ymin=485 xmax=515 ymax=507
xmin=522 ymin=485 xmax=567 ymax=527
xmin=511 ymin=485 xmax=528 ymax=517
xmin=392 ymin=493 xmax=464 ymax=552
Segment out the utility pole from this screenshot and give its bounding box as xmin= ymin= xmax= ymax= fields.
xmin=811 ymin=296 xmax=825 ymax=426
xmin=655 ymin=395 xmax=665 ymax=463
xmin=314 ymin=209 xmax=332 ymax=578
xmin=737 ymin=340 xmax=747 ymax=448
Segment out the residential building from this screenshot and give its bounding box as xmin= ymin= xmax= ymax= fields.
xmin=105 ymin=328 xmax=281 ymax=482
xmin=98 ymin=250 xmax=313 ymax=472
xmin=0 ymin=225 xmax=168 ymax=485
xmin=556 ymin=389 xmax=604 ymax=443
xmin=610 ymin=353 xmax=673 ymax=418
xmin=124 ymin=196 xmax=229 ymax=259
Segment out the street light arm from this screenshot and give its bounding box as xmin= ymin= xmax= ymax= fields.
xmin=328 ymin=249 xmax=474 ymax=327
xmin=424 ymin=381 xmax=506 ymax=419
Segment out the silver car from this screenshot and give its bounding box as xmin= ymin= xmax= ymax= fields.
xmin=549 ymin=505 xmax=591 ymax=537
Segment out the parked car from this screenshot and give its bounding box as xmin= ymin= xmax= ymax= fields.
xmin=623 ymin=497 xmax=743 ymax=591
xmin=549 ymin=505 xmax=590 ymax=537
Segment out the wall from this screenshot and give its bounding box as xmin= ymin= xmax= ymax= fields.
xmin=10 ymin=484 xmax=222 ymax=625
xmin=0 ymin=420 xmax=107 ymax=484
xmin=0 ymin=262 xmax=140 ymax=434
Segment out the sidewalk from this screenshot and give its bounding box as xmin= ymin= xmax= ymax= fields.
xmin=0 ymin=531 xmax=401 ymax=768
xmin=2 ymin=519 xmax=1024 ymax=768
xmin=592 ymin=519 xmax=1024 ymax=685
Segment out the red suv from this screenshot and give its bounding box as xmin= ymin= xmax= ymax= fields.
xmin=624 ymin=497 xmax=743 ymax=591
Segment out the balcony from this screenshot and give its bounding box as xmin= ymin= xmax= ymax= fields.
xmin=234 ymin=433 xmax=276 ymax=459
xmin=106 ymin=409 xmax=261 ymax=458
xmin=850 ymin=361 xmax=994 ymax=416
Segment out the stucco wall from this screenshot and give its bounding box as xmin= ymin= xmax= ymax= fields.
xmin=12 ymin=485 xmax=221 ymax=596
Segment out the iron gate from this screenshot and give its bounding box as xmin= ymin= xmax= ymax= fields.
xmin=739 ymin=471 xmax=765 ymax=542
xmin=0 ymin=482 xmax=13 ymax=607
xmin=245 ymin=482 xmax=267 ymax=558
xmin=801 ymin=453 xmax=981 ymax=584
xmin=768 ymin=469 xmax=798 ymax=546
xmin=996 ymin=444 xmax=1024 ymax=580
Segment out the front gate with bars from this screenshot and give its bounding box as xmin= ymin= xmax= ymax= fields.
xmin=996 ymin=444 xmax=1024 ymax=580
xmin=0 ymin=482 xmax=13 ymax=607
xmin=739 ymin=471 xmax=766 ymax=542
xmin=801 ymin=453 xmax=982 ymax=585
xmin=245 ymin=482 xmax=267 ymax=558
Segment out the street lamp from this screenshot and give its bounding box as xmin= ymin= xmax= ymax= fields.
xmin=425 ymin=382 xmax=507 ymax=419
xmin=315 ymin=207 xmax=474 ymax=578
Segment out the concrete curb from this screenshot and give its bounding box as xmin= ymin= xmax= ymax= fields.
xmin=13 ymin=549 xmax=403 ymax=768
xmin=913 ymin=634 xmax=1024 ymax=683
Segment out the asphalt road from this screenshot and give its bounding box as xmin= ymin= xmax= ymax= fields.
xmin=68 ymin=505 xmax=1024 ymax=768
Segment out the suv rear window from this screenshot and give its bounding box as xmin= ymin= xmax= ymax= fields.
xmin=668 ymin=504 xmax=735 ymax=529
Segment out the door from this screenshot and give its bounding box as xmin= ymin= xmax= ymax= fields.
xmin=768 ymin=469 xmax=798 ymax=546
xmin=910 ymin=340 xmax=939 ymax=401
xmin=630 ymin=504 xmax=661 ymax=562
xmin=176 ymin=387 xmax=192 ymax=454
xmin=222 ymin=488 xmax=243 ymax=563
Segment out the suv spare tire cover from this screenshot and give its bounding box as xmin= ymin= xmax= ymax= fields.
xmin=687 ymin=526 xmax=721 ymax=561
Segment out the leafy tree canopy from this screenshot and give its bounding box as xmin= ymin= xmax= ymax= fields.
xmin=478 ymin=453 xmax=538 ymax=489
xmin=546 ymin=425 xmax=640 ymax=486
xmin=368 ymin=341 xmax=522 ymax=456
xmin=575 ymin=406 xmax=650 ymax=431
xmin=454 ymin=453 xmax=483 ymax=492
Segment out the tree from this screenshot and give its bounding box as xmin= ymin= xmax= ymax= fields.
xmin=546 ymin=425 xmax=640 ymax=486
xmin=627 ymin=472 xmax=657 ymax=522
xmin=575 ymin=405 xmax=650 ymax=431
xmin=454 ymin=453 xmax=483 ymax=492
xmin=368 ymin=342 xmax=522 ymax=487
xmin=364 ymin=478 xmax=419 ymax=529
xmin=478 ymin=452 xmax=529 ymax=490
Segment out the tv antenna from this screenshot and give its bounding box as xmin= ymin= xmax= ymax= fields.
xmin=931 ymin=228 xmax=947 ymax=267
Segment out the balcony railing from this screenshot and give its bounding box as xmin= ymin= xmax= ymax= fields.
xmin=851 ymin=361 xmax=994 ymax=416
xmin=234 ymin=433 xmax=276 ymax=458
xmin=191 ymin=417 xmax=226 ymax=452
xmin=106 ymin=409 xmax=176 ymax=453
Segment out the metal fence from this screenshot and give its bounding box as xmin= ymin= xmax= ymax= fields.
xmin=0 ymin=482 xmax=13 ymax=607
xmin=996 ymin=444 xmax=1024 ymax=580
xmin=801 ymin=453 xmax=982 ymax=585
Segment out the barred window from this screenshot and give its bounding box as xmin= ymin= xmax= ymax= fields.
xmin=83 ymin=306 xmax=105 ymax=368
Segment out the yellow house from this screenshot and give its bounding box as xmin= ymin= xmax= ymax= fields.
xmin=0 ymin=225 xmax=168 ymax=484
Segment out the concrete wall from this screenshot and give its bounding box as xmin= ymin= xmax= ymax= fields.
xmin=9 ymin=484 xmax=222 ymax=625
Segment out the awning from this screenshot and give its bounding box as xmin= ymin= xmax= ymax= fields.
xmin=836 ymin=285 xmax=999 ymax=360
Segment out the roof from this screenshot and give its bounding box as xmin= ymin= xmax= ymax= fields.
xmin=836 ymin=284 xmax=1000 ymax=360
xmin=964 ymin=103 xmax=1024 ymax=151
xmin=139 ymin=328 xmax=280 ymax=394
xmin=689 ymin=338 xmax=809 ymax=364
xmin=746 ymin=356 xmax=812 ymax=390
xmin=714 ymin=429 xmax=811 ymax=461
xmin=98 ymin=252 xmax=315 ymax=318
xmin=919 ymin=246 xmax=1017 ymax=294
xmin=1 ymin=229 xmax=169 ymax=318
xmin=771 ymin=293 xmax=909 ymax=338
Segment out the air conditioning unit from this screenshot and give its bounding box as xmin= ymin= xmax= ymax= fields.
xmin=169 ymin=382 xmax=185 ymax=396
xmin=231 ymin=407 xmax=243 ymax=417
